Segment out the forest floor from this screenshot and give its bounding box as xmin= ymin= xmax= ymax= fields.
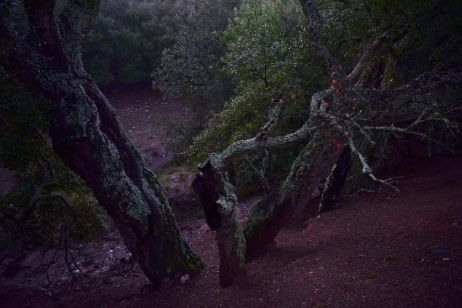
xmin=104 ymin=83 xmax=191 ymax=171
xmin=1 ymin=85 xmax=461 ymax=307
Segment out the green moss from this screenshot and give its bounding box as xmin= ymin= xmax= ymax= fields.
xmin=0 ymin=156 xmax=109 ymax=248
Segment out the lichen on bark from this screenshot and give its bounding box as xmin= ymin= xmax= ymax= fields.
xmin=0 ymin=0 xmax=202 ymax=287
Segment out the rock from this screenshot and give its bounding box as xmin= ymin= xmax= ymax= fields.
xmin=180 ymin=274 xmax=190 ymax=284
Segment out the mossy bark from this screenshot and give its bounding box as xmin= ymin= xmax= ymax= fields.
xmin=244 ymin=134 xmax=344 ymax=257
xmin=193 ymin=155 xmax=246 ymax=287
xmin=0 ymin=1 xmax=202 ymax=287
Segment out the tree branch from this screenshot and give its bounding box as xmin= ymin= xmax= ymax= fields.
xmin=58 ymin=0 xmax=100 ymax=67
xmin=343 ymin=129 xmax=399 ymax=191
xmin=299 ymin=0 xmax=338 ymax=76
xmin=347 ymin=31 xmax=390 ymax=84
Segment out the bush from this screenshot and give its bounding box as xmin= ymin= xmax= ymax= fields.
xmin=83 ymin=0 xmax=178 ymax=85
xmin=187 ymin=0 xmax=324 ymax=164
xmin=0 ymin=155 xmax=108 ymax=249
xmin=153 ymin=0 xmax=240 ymax=151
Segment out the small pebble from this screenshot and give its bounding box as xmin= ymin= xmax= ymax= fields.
xmin=180 ymin=274 xmax=190 ymax=284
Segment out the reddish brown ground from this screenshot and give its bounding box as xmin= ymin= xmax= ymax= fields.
xmin=104 ymin=83 xmax=191 ymax=171
xmin=1 ymin=86 xmax=461 ymax=307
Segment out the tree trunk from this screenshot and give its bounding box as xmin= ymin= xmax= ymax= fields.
xmin=191 ymin=100 xmax=287 ymax=286
xmin=243 ymin=135 xmax=344 ymax=257
xmin=0 ymin=1 xmax=202 ymax=287
xmin=50 ymin=77 xmax=202 ymax=286
xmin=192 ymin=155 xmax=246 ymax=287
xmin=318 ymin=146 xmax=351 ymax=213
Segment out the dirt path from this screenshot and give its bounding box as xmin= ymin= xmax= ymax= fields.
xmin=105 ymin=83 xmax=191 ymax=171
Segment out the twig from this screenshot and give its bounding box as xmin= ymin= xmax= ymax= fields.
xmin=244 ymin=154 xmax=270 ymax=193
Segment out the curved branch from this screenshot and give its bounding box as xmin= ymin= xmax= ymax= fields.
xmin=347 ymin=31 xmax=390 ymax=84
xmin=218 ymin=93 xmax=339 ymax=164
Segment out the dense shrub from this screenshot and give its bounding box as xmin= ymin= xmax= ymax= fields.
xmin=187 ymin=0 xmax=324 ymax=164
xmin=153 ymin=0 xmax=240 ymax=150
xmin=83 ymin=0 xmax=179 ymax=85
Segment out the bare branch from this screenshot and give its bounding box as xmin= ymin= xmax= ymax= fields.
xmin=244 ymin=154 xmax=270 ymax=193
xmin=220 ymin=99 xmax=299 ymax=162
xmin=362 ymin=125 xmax=453 ymax=152
xmin=347 ymin=31 xmax=390 ymax=84
xmin=345 ymin=131 xmax=399 ymax=191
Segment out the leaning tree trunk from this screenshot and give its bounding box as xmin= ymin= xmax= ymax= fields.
xmin=243 ymin=133 xmax=345 ymax=257
xmin=0 ymin=0 xmax=201 ymax=286
xmin=192 ymin=0 xmax=394 ymax=266
xmin=50 ymin=78 xmax=202 ymax=286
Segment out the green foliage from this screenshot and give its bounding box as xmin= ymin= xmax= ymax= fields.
xmin=187 ymin=0 xmax=462 ymax=164
xmin=83 ymin=0 xmax=179 ymax=85
xmin=187 ymin=0 xmax=324 ymax=164
xmin=183 ymin=0 xmax=462 ymax=194
xmin=222 ymin=0 xmax=307 ymax=96
xmin=154 ymin=0 xmax=240 ymax=141
xmin=321 ymin=0 xmax=462 ymax=83
xmin=0 ymin=154 xmax=108 ymax=249
xmin=0 ymin=72 xmax=108 ymax=248
xmin=0 ymin=70 xmax=51 ymax=171
xmin=155 ymin=0 xmax=240 ymax=100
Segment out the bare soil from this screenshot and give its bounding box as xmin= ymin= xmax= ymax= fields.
xmin=1 ymin=85 xmax=461 ymax=308
xmin=104 ymin=83 xmax=191 ymax=171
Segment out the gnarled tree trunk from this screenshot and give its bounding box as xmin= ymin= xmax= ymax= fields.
xmin=193 ymin=0 xmax=395 ymax=271
xmin=192 ymin=100 xmax=286 ymax=284
xmin=193 ymin=155 xmax=246 ymax=287
xmin=244 ymin=133 xmax=345 ymax=257
xmin=0 ymin=0 xmax=201 ymax=286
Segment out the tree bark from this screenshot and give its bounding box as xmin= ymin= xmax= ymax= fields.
xmin=0 ymin=1 xmax=202 ymax=287
xmin=243 ymin=133 xmax=345 ymax=258
xmin=318 ymin=146 xmax=351 ymax=213
xmin=192 ymin=100 xmax=287 ymax=286
xmin=193 ymin=155 xmax=246 ymax=287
